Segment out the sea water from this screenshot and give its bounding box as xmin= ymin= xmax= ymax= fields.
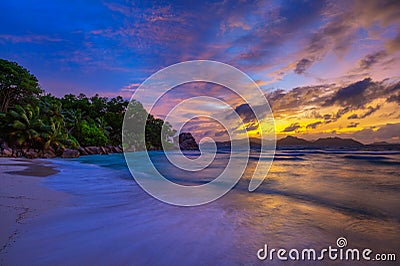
xmin=5 ymin=150 xmax=400 ymax=265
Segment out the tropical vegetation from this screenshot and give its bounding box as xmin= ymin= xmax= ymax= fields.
xmin=0 ymin=58 xmax=175 ymax=153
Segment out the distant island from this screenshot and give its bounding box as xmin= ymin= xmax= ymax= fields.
xmin=215 ymin=136 xmax=400 ymax=151
xmin=277 ymin=136 xmax=400 ymax=150
xmin=278 ymin=136 xmax=363 ymax=149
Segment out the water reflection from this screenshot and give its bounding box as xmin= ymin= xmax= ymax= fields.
xmin=5 ymin=151 xmax=400 ymax=264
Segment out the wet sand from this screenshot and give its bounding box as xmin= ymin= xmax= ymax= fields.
xmin=0 ymin=158 xmax=67 ymax=263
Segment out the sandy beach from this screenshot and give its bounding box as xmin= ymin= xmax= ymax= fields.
xmin=0 ymin=158 xmax=67 ymax=263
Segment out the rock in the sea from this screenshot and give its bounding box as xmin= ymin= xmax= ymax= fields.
xmin=2 ymin=147 xmax=13 ymax=157
xmin=85 ymin=146 xmax=101 ymax=155
xmin=61 ymin=148 xmax=80 ymax=158
xmin=78 ymin=146 xmax=88 ymax=155
xmin=41 ymin=149 xmax=57 ymax=158
xmin=111 ymin=146 xmax=123 ymax=153
xmin=0 ymin=139 xmax=9 ymax=149
xmin=55 ymin=147 xmax=64 ymax=157
xmin=100 ymin=146 xmax=108 ymax=155
xmin=24 ymin=150 xmax=40 ymax=159
xmin=105 ymin=145 xmax=112 ymax=153
xmin=178 ymin=133 xmax=199 ymax=151
xmin=77 ymin=145 xmax=123 ymax=156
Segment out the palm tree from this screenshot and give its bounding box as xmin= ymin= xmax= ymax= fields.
xmin=41 ymin=117 xmax=77 ymax=150
xmin=62 ymin=108 xmax=86 ymax=134
xmin=8 ymin=104 xmax=44 ymax=150
xmin=95 ymin=117 xmax=112 ymax=137
xmin=41 ymin=100 xmax=63 ymax=122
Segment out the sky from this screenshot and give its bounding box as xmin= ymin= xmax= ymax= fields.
xmin=1 ymin=0 xmax=399 ymax=143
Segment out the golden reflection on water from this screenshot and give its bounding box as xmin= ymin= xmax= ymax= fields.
xmin=226 ymin=151 xmax=400 ymax=254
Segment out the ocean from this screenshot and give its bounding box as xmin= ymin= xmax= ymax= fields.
xmin=6 ymin=150 xmax=400 ymax=265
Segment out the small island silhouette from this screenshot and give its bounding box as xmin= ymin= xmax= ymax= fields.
xmin=214 ymin=136 xmax=400 ymax=151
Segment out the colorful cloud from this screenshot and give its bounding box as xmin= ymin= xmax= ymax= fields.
xmin=0 ymin=0 xmax=399 ymax=143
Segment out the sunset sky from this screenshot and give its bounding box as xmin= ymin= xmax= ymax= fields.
xmin=1 ymin=0 xmax=399 ymax=143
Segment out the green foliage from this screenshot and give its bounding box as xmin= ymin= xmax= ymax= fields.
xmin=0 ymin=103 xmax=77 ymax=150
xmin=41 ymin=117 xmax=78 ymax=150
xmin=145 ymin=115 xmax=176 ymax=149
xmin=7 ymin=104 xmax=43 ymax=148
xmin=78 ymin=120 xmax=108 ymax=146
xmin=123 ymin=100 xmax=147 ymax=150
xmin=0 ymin=58 xmax=177 ymax=152
xmin=0 ymin=58 xmax=42 ymax=112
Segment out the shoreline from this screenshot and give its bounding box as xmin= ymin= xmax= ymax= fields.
xmin=0 ymin=158 xmax=68 ymax=262
xmin=0 ymin=145 xmax=124 ymax=159
xmin=0 ymin=151 xmax=399 ymax=264
xmin=2 ymin=159 xmax=59 ymax=177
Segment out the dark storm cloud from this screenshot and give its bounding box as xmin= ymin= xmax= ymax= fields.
xmin=323 ymin=78 xmax=373 ymax=108
xmin=265 ymin=89 xmax=286 ymax=103
xmin=360 ymin=105 xmax=382 ymax=118
xmin=231 ymin=0 xmax=326 ymax=65
xmin=291 ymin=3 xmax=355 ymax=73
xmin=359 ymin=50 xmax=387 ymax=70
xmin=347 ymin=105 xmax=382 ymax=119
xmin=306 ymin=121 xmax=322 ymax=129
xmin=225 ymin=103 xmax=265 ymax=133
xmin=266 ymin=77 xmax=399 ymax=111
xmin=387 ymin=93 xmax=400 ymax=104
xmin=294 ymin=58 xmax=313 ymax=74
xmin=336 ymin=107 xmax=352 ymax=119
xmin=282 ymin=123 xmax=301 ymax=133
xmin=290 ymin=0 xmax=400 ymax=75
xmin=347 ymin=114 xmax=358 ymax=119
xmin=265 ymin=84 xmax=334 ymax=113
xmin=322 ymin=78 xmax=400 ymax=115
xmin=266 ymin=78 xmax=399 ymax=126
xmin=233 ymin=104 xmax=255 ymax=124
xmin=214 ymin=130 xmax=228 ymax=137
xmin=347 ymin=122 xmax=359 ymax=128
